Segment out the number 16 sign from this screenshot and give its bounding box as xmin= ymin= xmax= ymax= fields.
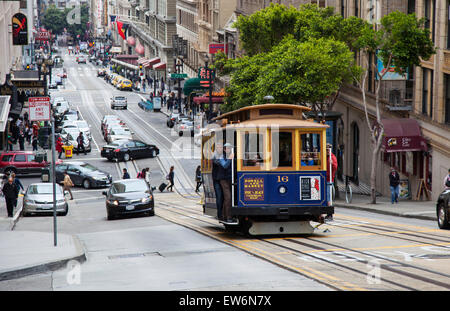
xmin=29 ymin=97 xmax=51 ymax=121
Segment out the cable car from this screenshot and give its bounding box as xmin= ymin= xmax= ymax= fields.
xmin=201 ymin=104 xmax=333 ymax=235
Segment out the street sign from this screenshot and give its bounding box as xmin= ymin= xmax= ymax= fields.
xmin=171 ymin=73 xmax=188 ymax=79
xmin=35 ymin=31 xmax=50 ymax=41
xmin=209 ymin=43 xmax=225 ymax=54
xmin=29 ymin=97 xmax=51 ymax=121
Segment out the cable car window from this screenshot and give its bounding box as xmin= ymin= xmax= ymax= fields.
xmin=272 ymin=132 xmax=293 ymax=168
xmin=243 ymin=132 xmax=264 ymax=167
xmin=300 ymin=133 xmax=321 ymax=167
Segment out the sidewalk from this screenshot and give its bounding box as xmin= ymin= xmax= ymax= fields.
xmin=334 ymin=192 xmax=437 ymax=221
xmin=0 ymin=231 xmax=86 ymax=281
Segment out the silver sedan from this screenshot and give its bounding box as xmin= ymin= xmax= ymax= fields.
xmin=22 ymin=183 xmax=69 ymax=216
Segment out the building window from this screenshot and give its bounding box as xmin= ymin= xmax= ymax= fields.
xmin=447 ymin=0 xmax=450 ymax=49
xmin=445 ymin=74 xmax=450 ymax=124
xmin=341 ymin=0 xmax=345 ymax=17
xmin=424 ymin=0 xmax=436 ymax=43
xmin=354 ymin=0 xmax=359 ymax=17
xmin=408 ymin=0 xmax=416 ymax=14
xmin=422 ymin=68 xmax=433 ymax=117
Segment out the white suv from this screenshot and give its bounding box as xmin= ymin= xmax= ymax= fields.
xmin=110 ymin=96 xmax=127 ymax=109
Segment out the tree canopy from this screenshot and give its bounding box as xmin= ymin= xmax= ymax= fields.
xmin=220 ymin=3 xmax=364 ymax=112
xmin=42 ymin=4 xmax=89 ymax=39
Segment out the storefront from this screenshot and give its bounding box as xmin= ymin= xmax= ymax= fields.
xmin=379 ymin=118 xmax=430 ymax=200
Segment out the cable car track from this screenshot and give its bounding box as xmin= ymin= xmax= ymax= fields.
xmin=154 ymin=197 xmax=450 ymax=290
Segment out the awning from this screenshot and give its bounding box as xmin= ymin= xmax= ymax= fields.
xmin=0 ymin=96 xmax=11 ymax=132
xmin=152 ymin=62 xmax=166 ymax=70
xmin=137 ymin=57 xmax=147 ymax=64
xmin=146 ymin=57 xmax=160 ymax=68
xmin=380 ymin=118 xmax=428 ymax=153
xmin=183 ymin=78 xmax=208 ymax=96
xmin=111 ymin=58 xmax=139 ymax=70
xmin=193 ymin=96 xmax=224 ymax=104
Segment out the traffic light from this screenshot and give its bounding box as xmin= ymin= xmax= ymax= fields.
xmin=26 ymin=65 xmax=30 ymax=70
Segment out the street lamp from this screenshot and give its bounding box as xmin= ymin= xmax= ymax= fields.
xmin=168 ymin=68 xmax=171 ymax=92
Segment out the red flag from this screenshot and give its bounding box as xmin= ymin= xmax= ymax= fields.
xmin=117 ymin=21 xmax=126 ymax=40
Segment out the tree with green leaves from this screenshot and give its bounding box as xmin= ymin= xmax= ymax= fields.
xmin=42 ymin=5 xmax=66 ymax=35
xmin=223 ymin=4 xmax=363 ymax=118
xmin=352 ymin=11 xmax=435 ymax=204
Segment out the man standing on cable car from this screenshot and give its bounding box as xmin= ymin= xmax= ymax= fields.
xmin=212 ymin=142 xmax=224 ymax=220
xmin=326 ymin=143 xmax=337 ymax=221
xmin=218 ymin=143 xmax=234 ymax=223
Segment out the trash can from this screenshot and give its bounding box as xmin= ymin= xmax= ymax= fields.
xmin=41 ymin=167 xmax=50 ymax=182
xmin=63 ymin=145 xmax=73 ymax=158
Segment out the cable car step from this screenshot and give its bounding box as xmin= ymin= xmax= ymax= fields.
xmin=219 ymin=219 xmax=239 ymax=225
xmin=249 ymin=221 xmax=314 ymax=235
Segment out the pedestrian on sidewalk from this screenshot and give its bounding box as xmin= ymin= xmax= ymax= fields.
xmin=56 ymin=136 xmax=64 ymax=159
xmin=166 ymin=166 xmax=175 ymax=192
xmin=32 ymin=135 xmax=38 ymax=151
xmin=7 ymin=135 xmax=14 ymax=151
xmin=76 ymin=132 xmax=87 ymax=155
xmin=63 ymin=172 xmax=74 ymax=200
xmin=137 ymin=168 xmax=146 ymax=179
xmin=3 ymin=177 xmax=19 ymax=217
xmin=122 ymin=168 xmax=130 ymax=179
xmin=325 ymin=144 xmax=337 ymax=221
xmin=389 ymin=167 xmax=400 ymax=204
xmin=195 ymin=165 xmax=203 ymax=193
xmin=10 ymin=173 xmax=24 ymax=193
xmin=444 ymin=168 xmax=450 ymax=190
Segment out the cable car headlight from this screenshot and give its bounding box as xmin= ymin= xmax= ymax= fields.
xmin=279 ymin=186 xmax=287 ymax=194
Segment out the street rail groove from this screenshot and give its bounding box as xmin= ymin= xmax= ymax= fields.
xmin=153 ymin=194 xmax=450 ymax=291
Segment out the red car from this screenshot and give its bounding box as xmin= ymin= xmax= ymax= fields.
xmin=0 ymin=151 xmax=62 ymax=176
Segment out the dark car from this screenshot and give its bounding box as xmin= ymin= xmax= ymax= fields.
xmin=55 ymin=161 xmax=112 ymax=189
xmin=101 ymin=139 xmax=159 ymax=162
xmin=437 ymin=189 xmax=450 ymax=229
xmin=103 ymin=178 xmax=154 ymax=220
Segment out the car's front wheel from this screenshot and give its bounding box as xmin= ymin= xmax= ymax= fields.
xmin=123 ymin=152 xmax=130 ymax=162
xmin=83 ymin=179 xmax=91 ymax=189
xmin=437 ymin=202 xmax=450 ymax=229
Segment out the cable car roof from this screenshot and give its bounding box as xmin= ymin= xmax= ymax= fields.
xmin=211 ymin=104 xmax=312 ymax=124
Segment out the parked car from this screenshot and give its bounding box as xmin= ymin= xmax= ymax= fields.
xmin=54 ymin=76 xmax=63 ymax=85
xmin=56 ymin=121 xmax=78 ymax=134
xmin=106 ymin=127 xmax=133 ymax=143
xmin=437 ymin=189 xmax=450 ymax=229
xmin=0 ymin=151 xmax=56 ymax=176
xmin=22 ymin=183 xmax=69 ymax=216
xmin=110 ymin=95 xmax=127 ymax=109
xmin=77 ymin=56 xmax=86 ymax=64
xmin=117 ymin=79 xmax=132 ymax=91
xmin=97 ymin=68 xmax=106 ymax=77
xmin=73 ymin=120 xmax=92 ymax=140
xmin=103 ymin=122 xmax=129 ymax=140
xmin=66 ymin=132 xmax=92 ymax=153
xmin=166 ymin=112 xmax=180 ymax=128
xmin=101 ymin=115 xmax=120 ymax=131
xmin=55 ymin=161 xmax=112 ymax=189
xmin=101 ymin=139 xmax=159 ymax=161
xmin=103 ymin=178 xmax=154 ymax=220
xmin=174 ymin=120 xmax=194 ymax=136
xmin=59 ymin=126 xmax=80 ymax=141
xmin=62 ymin=109 xmax=81 ymax=122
